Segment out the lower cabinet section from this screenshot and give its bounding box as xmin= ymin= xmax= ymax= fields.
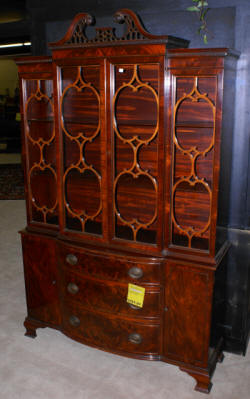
xmin=62 ymin=302 xmax=161 ymax=359
xmin=21 ymin=231 xmax=225 ymax=393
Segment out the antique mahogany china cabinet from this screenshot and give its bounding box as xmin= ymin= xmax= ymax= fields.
xmin=16 ymin=9 xmax=238 ymax=393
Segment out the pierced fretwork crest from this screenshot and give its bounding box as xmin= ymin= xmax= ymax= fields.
xmin=67 ymin=14 xmax=93 ymax=44
xmin=50 ymin=9 xmax=189 ymax=48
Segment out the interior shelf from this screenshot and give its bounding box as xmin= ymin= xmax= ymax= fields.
xmin=175 ymin=122 xmax=214 ymax=128
xmin=27 ymin=118 xmax=53 ymax=123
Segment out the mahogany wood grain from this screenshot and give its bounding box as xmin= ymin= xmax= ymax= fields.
xmin=58 ymin=242 xmax=162 ymax=285
xmin=62 ymin=301 xmax=161 ymax=358
xmin=164 ymin=261 xmax=214 ymax=368
xmin=62 ymin=269 xmax=161 ymax=319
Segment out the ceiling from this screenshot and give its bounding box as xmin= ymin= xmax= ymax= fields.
xmin=0 ymin=1 xmax=27 ymax=24
xmin=0 ymin=1 xmax=30 ymax=56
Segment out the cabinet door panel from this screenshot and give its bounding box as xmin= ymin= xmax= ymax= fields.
xmin=164 ymin=262 xmax=213 ymax=367
xmin=21 ymin=233 xmax=61 ymax=326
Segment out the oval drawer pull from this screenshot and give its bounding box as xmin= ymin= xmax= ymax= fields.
xmin=66 ymin=254 xmax=78 ymax=265
xmin=129 ymin=303 xmax=141 ymax=310
xmin=69 ymin=315 xmax=80 ymax=327
xmin=128 ymin=266 xmax=143 ymax=279
xmin=67 ymin=282 xmax=79 ymax=295
xmin=128 ymin=332 xmax=142 ymax=345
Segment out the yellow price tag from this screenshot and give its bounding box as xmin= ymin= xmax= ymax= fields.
xmin=127 ymin=283 xmax=145 ymax=308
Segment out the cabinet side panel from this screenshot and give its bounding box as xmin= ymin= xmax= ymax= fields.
xmin=164 ymin=262 xmax=214 ymax=367
xmin=21 ymin=233 xmax=61 ymax=327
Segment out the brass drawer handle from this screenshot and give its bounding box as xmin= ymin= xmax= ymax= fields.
xmin=66 ymin=254 xmax=78 ymax=265
xmin=69 ymin=315 xmax=80 ymax=327
xmin=129 ymin=303 xmax=141 ymax=310
xmin=128 ymin=333 xmax=142 ymax=345
xmin=128 ymin=266 xmax=143 ymax=279
xmin=67 ymin=282 xmax=79 ymax=295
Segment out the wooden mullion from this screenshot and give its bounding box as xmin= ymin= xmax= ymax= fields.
xmin=100 ymin=58 xmax=109 ymax=242
xmin=53 ymin=63 xmax=65 ymax=234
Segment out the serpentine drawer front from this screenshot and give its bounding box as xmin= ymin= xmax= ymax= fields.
xmin=62 ymin=302 xmax=161 ymax=358
xmin=62 ymin=269 xmax=162 ymax=319
xmin=17 ymin=8 xmax=238 ymax=394
xmin=59 ymin=243 xmax=162 ymax=285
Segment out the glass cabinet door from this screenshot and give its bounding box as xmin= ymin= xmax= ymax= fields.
xmin=23 ymin=78 xmax=58 ymax=226
xmin=111 ymin=62 xmax=161 ymax=245
xmin=59 ymin=64 xmax=102 ymax=236
xmin=171 ymin=75 xmax=217 ymax=251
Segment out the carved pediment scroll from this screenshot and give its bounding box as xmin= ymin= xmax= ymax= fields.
xmin=50 ymin=9 xmax=189 ymax=48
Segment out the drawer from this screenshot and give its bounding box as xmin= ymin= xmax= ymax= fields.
xmin=58 ymin=243 xmax=161 ymax=284
xmin=62 ymin=302 xmax=161 ymax=358
xmin=62 ymin=270 xmax=161 ymax=319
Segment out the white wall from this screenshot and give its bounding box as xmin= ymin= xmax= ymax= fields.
xmin=0 ymin=59 xmax=18 ymax=97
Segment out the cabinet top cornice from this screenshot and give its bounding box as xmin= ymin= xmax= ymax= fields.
xmin=49 ymin=9 xmax=189 ymax=50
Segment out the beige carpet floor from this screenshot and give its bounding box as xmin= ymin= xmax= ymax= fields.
xmin=0 ymin=153 xmax=21 ymax=164
xmin=1 ymin=200 xmax=250 ymax=399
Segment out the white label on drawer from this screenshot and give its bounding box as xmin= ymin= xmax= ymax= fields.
xmin=127 ymin=283 xmax=145 ymax=308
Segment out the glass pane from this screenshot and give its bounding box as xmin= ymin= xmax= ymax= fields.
xmin=61 ymin=65 xmax=102 ymax=235
xmin=65 ymin=168 xmax=101 ymax=234
xmin=171 ymin=76 xmax=217 ymax=250
xmin=24 ymin=79 xmax=58 ymax=225
xmin=113 ymin=64 xmax=159 ymax=244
